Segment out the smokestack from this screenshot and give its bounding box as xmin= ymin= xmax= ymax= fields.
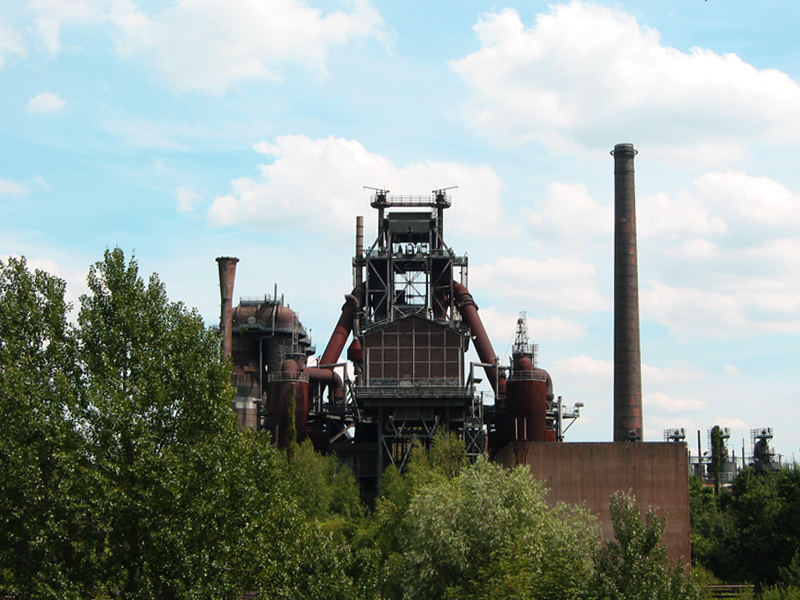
xmin=354 ymin=215 xmax=364 ymax=289
xmin=216 ymin=256 xmax=239 ymax=358
xmin=612 ymin=143 xmax=642 ymax=442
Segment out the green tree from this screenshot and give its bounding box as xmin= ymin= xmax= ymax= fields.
xmin=689 ymin=475 xmax=738 ymax=580
xmin=0 ymin=257 xmax=88 ymax=599
xmin=382 ymin=456 xmax=597 ymax=600
xmin=710 ymin=425 xmax=727 ymax=495
xmin=589 ymin=491 xmax=702 ymax=600
xmin=76 ymin=248 xmax=260 ymax=598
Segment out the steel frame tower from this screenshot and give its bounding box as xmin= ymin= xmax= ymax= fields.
xmin=351 ymin=190 xmax=484 ymax=475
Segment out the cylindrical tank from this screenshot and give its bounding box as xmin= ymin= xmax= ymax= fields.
xmin=266 ymin=359 xmax=309 ymax=448
xmin=612 ymin=143 xmax=643 ymax=441
xmin=506 ymin=356 xmax=546 ymax=442
xmin=535 ymin=367 xmax=557 ymax=442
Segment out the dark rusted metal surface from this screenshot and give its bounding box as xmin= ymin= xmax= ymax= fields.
xmin=305 ymin=366 xmax=344 ymax=403
xmin=216 ymin=256 xmax=239 ymax=358
xmin=452 ymin=281 xmax=498 ymax=392
xmin=362 ymin=314 xmax=466 ymax=383
xmin=506 ymin=355 xmax=547 ymax=442
xmin=266 ymin=359 xmax=309 ymax=447
xmin=319 ymin=294 xmax=358 ymax=366
xmin=612 ymin=143 xmax=643 ymax=442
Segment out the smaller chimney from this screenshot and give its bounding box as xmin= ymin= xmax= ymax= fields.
xmin=216 ymin=256 xmax=239 ymax=358
xmin=354 ymin=215 xmax=364 ymax=289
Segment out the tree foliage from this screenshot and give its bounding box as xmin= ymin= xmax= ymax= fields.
xmin=0 ymin=257 xmax=85 ymax=598
xmin=0 ymin=250 xmax=367 ymax=599
xmin=2 ymin=252 xmax=714 ymax=599
xmin=691 ymin=465 xmax=800 ymax=587
xmin=589 ymin=491 xmax=703 ymax=600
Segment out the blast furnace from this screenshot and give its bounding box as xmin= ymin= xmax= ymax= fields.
xmin=217 ymin=189 xmax=576 ymax=493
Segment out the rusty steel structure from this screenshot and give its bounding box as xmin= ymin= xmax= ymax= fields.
xmin=612 ymin=143 xmax=643 ymax=442
xmin=216 ymin=187 xmax=578 ymax=494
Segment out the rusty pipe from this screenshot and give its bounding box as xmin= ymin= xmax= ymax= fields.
xmin=216 ymin=256 xmax=239 ymax=358
xmin=319 ymin=294 xmax=358 ymax=366
xmin=612 ymin=143 xmax=643 ymax=442
xmin=304 ymin=367 xmax=345 ymax=403
xmin=452 ymin=281 xmax=497 ymax=393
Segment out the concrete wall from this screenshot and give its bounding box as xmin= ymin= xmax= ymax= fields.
xmin=496 ymin=441 xmax=690 ymax=565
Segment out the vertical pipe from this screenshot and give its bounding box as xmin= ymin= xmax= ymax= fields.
xmin=216 ymin=256 xmax=239 ymax=358
xmin=355 ymin=215 xmax=364 ymax=289
xmin=612 ymin=143 xmax=642 ymax=442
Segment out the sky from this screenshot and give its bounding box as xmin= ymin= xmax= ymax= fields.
xmin=2 ymin=0 xmax=799 ymax=460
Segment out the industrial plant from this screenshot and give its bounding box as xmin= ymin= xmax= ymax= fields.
xmin=216 ymin=144 xmax=693 ymax=561
xmin=217 ymin=184 xmax=585 ymax=493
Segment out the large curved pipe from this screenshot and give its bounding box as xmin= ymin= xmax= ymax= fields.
xmin=452 ymin=281 xmax=497 ymax=393
xmin=304 ymin=367 xmax=345 ymax=403
xmin=319 ymin=294 xmax=358 ymax=366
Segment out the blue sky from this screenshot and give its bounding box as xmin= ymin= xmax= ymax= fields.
xmin=2 ymin=0 xmax=799 ymax=459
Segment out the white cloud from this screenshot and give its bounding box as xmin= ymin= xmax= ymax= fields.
xmin=631 ymin=170 xmax=800 ymax=336
xmin=27 ymin=0 xmax=386 ymax=93
xmin=0 ymin=179 xmax=29 ymax=197
xmin=176 ymin=187 xmax=201 ymax=213
xmin=450 ymin=2 xmax=800 ymax=157
xmin=642 ymin=276 xmax=800 ymax=337
xmin=26 ymin=0 xmax=150 ymax=56
xmin=554 ymin=355 xmax=612 ymax=378
xmin=642 ymin=363 xmax=704 ymax=386
xmin=477 ymin=307 xmax=585 ymax=355
xmin=34 ymin=18 xmax=62 ymax=55
xmin=527 ymin=182 xmax=612 ymax=240
xmin=724 ymin=364 xmax=740 ymax=376
xmin=0 ymin=18 xmax=27 ymax=66
xmin=667 ymin=238 xmax=720 ymax=261
xmin=470 ymin=256 xmax=608 ymax=311
xmin=25 ymin=92 xmax=66 ymax=114
xmin=207 ymin=134 xmax=505 ymax=239
xmin=694 ymin=170 xmax=800 ymax=229
xmin=639 ymin=190 xmax=727 ymax=239
xmin=645 ymin=391 xmax=706 ymax=413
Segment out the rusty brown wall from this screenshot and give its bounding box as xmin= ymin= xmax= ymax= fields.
xmin=496 ymin=441 xmax=690 ymax=565
xmin=363 ymin=316 xmax=464 ymax=384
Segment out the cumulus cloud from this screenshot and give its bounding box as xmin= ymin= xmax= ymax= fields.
xmin=25 ymin=92 xmax=66 ymax=114
xmin=176 ymin=187 xmax=201 ymax=213
xmin=470 ymin=256 xmax=608 ymax=311
xmin=0 ymin=178 xmax=29 ymax=197
xmin=645 ymin=391 xmax=706 ymax=413
xmin=554 ymin=355 xmax=612 ymax=378
xmin=27 ymin=0 xmax=385 ymax=93
xmin=527 ymin=182 xmax=612 ymax=240
xmin=207 ymin=134 xmax=505 ymax=239
xmin=477 ymin=307 xmax=586 ymax=354
xmin=636 ymin=170 xmax=800 ymax=336
xmin=450 ymin=2 xmax=800 ymax=157
xmin=0 ymin=18 xmax=27 ymax=66
xmin=642 ymin=363 xmax=704 ymax=386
